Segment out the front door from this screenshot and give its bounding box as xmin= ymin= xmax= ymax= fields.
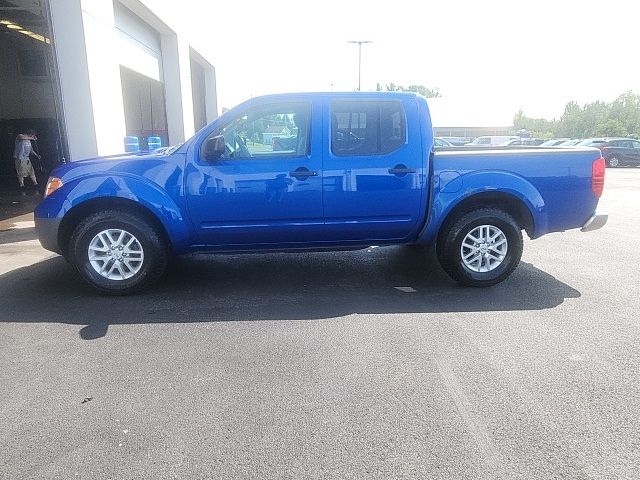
xmin=322 ymin=97 xmax=425 ymax=242
xmin=186 ymin=100 xmax=323 ymax=247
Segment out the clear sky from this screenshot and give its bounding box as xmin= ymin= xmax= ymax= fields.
xmin=154 ymin=0 xmax=639 ymax=120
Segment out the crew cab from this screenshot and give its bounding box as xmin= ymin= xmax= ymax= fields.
xmin=35 ymin=92 xmax=607 ymax=294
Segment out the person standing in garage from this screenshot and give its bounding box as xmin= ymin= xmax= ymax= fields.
xmin=13 ymin=129 xmax=40 ymax=195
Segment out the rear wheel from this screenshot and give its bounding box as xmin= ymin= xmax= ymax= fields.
xmin=69 ymin=210 xmax=168 ymax=295
xmin=607 ymin=156 xmax=621 ymax=167
xmin=437 ymin=208 xmax=523 ymax=287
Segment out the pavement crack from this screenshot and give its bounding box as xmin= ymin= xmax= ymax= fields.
xmin=436 ymin=356 xmax=502 ymax=469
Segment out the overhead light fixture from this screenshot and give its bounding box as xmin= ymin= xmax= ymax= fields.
xmin=1 ymin=18 xmax=51 ymax=43
xmin=25 ymin=32 xmax=48 ymax=43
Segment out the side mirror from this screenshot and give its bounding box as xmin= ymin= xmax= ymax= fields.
xmin=202 ymin=135 xmax=226 ymax=160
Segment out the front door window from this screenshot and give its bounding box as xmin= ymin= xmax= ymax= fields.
xmin=203 ymin=103 xmax=311 ymax=160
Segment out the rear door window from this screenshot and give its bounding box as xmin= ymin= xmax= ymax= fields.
xmin=331 ymin=101 xmax=406 ymax=156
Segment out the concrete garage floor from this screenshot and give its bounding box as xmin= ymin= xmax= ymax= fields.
xmin=0 ymin=169 xmax=639 ymax=479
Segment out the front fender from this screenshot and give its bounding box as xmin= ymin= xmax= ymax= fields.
xmin=419 ymin=170 xmax=548 ymax=243
xmin=36 ymin=174 xmax=192 ymax=251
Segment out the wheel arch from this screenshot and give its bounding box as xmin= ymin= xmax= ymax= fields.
xmin=58 ymin=197 xmax=171 ymax=257
xmin=435 ymin=191 xmax=535 ymax=254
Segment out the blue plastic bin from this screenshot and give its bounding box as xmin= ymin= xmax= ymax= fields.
xmin=147 ymin=136 xmax=162 ymax=151
xmin=124 ymin=136 xmax=140 ymax=153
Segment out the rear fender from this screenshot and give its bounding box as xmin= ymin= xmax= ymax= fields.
xmin=419 ymin=170 xmax=548 ymax=243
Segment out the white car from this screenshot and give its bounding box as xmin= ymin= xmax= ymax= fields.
xmin=467 ymin=135 xmax=519 ymax=146
xmin=434 ymin=137 xmax=454 ymax=147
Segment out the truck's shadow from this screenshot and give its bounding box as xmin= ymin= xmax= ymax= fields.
xmin=0 ymin=246 xmax=580 ymax=340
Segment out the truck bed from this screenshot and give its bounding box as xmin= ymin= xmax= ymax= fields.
xmin=430 ymin=146 xmax=602 ymax=238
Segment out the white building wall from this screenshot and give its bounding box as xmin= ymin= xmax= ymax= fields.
xmin=48 ymin=0 xmax=98 ymax=160
xmin=48 ymin=0 xmax=217 ymax=160
xmin=79 ymin=0 xmax=128 ymax=157
xmin=161 ymin=34 xmax=193 ymax=144
xmin=204 ymin=66 xmax=218 ymax=125
xmin=113 ymin=1 xmax=162 ymax=81
xmin=190 ymin=48 xmax=218 ymax=126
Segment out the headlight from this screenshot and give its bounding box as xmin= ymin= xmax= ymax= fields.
xmin=44 ymin=177 xmax=63 ymax=197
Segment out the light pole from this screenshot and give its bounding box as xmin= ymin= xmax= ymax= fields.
xmin=348 ymin=40 xmax=372 ymax=91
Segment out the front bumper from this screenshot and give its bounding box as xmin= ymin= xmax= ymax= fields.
xmin=581 ymin=213 xmax=608 ymax=233
xmin=34 ymin=216 xmax=62 ymax=254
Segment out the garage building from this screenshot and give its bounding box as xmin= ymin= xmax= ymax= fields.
xmin=0 ymin=0 xmax=217 ymax=194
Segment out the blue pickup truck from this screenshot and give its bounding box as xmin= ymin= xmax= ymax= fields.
xmin=35 ymin=92 xmax=607 ymax=294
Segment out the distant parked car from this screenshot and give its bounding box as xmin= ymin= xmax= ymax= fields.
xmin=467 ymin=135 xmax=518 ymax=146
xmin=440 ymin=136 xmax=469 ymax=146
xmin=577 ymin=138 xmax=615 ymax=148
xmin=500 ymin=138 xmax=545 ymax=146
xmin=539 ymin=138 xmax=571 ymax=147
xmin=557 ymin=139 xmax=582 ymax=147
xmin=599 ymin=138 xmax=640 ymax=167
xmin=434 ymin=137 xmax=454 ymax=147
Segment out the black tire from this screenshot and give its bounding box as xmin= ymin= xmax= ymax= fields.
xmin=437 ymin=208 xmax=523 ymax=287
xmin=68 ymin=210 xmax=168 ymax=295
xmin=607 ymin=157 xmax=621 ymax=168
xmin=403 ymin=243 xmax=428 ymax=250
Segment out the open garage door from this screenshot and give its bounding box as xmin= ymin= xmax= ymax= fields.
xmin=0 ymin=0 xmax=67 ymax=198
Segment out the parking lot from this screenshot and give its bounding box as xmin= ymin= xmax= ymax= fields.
xmin=1 ymin=168 xmax=639 ymax=479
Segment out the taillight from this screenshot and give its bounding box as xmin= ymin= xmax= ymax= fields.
xmin=592 ymin=156 xmax=605 ymax=198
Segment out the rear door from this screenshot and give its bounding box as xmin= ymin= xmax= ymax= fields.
xmin=322 ymin=96 xmax=425 ymax=242
xmin=186 ymin=99 xmax=323 ymax=246
xmin=616 ymin=140 xmax=633 ymax=162
xmin=630 ymin=140 xmax=640 ymax=163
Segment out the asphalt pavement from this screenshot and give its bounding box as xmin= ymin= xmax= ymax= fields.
xmin=1 ymin=169 xmax=639 ymax=479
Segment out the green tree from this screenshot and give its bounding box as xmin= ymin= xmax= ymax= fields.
xmin=581 ymin=101 xmax=610 ymax=137
xmin=404 ymin=85 xmax=441 ymax=98
xmin=517 ymin=91 xmax=640 ymax=138
xmin=513 ymin=109 xmax=558 ymax=138
xmin=558 ymin=101 xmax=583 ymax=137
xmin=384 ymin=83 xmax=441 ymax=98
xmin=610 ymin=91 xmax=640 ymax=136
xmin=594 ymin=119 xmax=628 ymax=137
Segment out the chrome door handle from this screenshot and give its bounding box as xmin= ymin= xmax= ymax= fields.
xmin=388 ymin=164 xmax=416 ymax=176
xmin=289 ymin=167 xmax=318 ymax=179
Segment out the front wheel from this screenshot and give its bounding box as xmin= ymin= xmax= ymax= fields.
xmin=437 ymin=208 xmax=523 ymax=287
xmin=607 ymin=157 xmax=621 ymax=167
xmin=69 ymin=210 xmax=168 ymax=295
